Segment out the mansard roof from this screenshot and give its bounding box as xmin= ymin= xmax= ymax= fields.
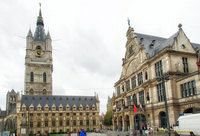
xmin=21 ymin=95 xmax=96 ymax=110
xmin=135 ymin=31 xmax=200 ymax=57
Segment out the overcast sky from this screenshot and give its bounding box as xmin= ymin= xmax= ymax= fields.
xmin=0 ymin=0 xmax=200 ymax=113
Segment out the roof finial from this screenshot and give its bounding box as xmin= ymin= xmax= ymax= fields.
xmin=39 ymin=3 xmax=42 ymax=16
xmin=128 ymin=18 xmax=130 ymax=27
xmin=178 ymin=23 xmax=182 ymax=29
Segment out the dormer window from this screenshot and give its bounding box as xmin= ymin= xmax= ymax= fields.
xmin=182 ymin=44 xmax=186 ymax=49
xmin=66 ymin=105 xmax=70 ymax=111
xmin=52 ymin=104 xmax=56 ymax=111
xmin=22 ymin=104 xmax=26 ymax=111
xmin=73 ymin=105 xmax=76 ymax=111
xmin=37 ymin=104 xmax=42 ymax=111
xmin=59 ymin=104 xmax=63 ymax=111
xmin=92 ymin=105 xmax=95 ymax=111
xmin=86 ymin=105 xmax=89 ymax=111
xmin=150 ymin=40 xmax=155 ymax=48
xmin=29 ymin=104 xmax=34 ymax=111
xmin=79 ymin=104 xmax=83 ymax=111
xmin=45 ymin=104 xmax=49 ymax=111
xmin=140 ymin=38 xmax=144 ymax=44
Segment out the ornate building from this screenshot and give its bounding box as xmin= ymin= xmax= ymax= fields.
xmin=112 ymin=23 xmax=200 ymax=131
xmin=0 ymin=6 xmax=100 ymax=135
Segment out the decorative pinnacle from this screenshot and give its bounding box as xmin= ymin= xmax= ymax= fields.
xmin=178 ymin=23 xmax=182 ymax=29
xmin=128 ymin=18 xmax=130 ymax=27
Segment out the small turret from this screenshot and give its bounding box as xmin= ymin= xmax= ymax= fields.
xmin=27 ymin=29 xmax=33 ymax=37
xmin=46 ymin=31 xmax=51 ymax=39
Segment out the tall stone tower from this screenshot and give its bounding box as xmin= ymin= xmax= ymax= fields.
xmin=24 ymin=6 xmax=53 ymax=95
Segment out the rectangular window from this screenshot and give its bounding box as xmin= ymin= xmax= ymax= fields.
xmin=37 ymin=122 xmax=41 ymax=127
xmin=30 ymin=122 xmax=33 ymax=128
xmin=184 ymin=83 xmax=188 ymax=97
xmin=138 ymin=72 xmax=143 ymax=85
xmin=59 ymin=120 xmax=63 ymax=126
xmin=45 ymin=113 xmax=48 ymax=117
xmin=139 ymin=90 xmax=144 ymax=104
xmin=52 ymin=121 xmax=55 ymax=127
xmin=181 ymin=84 xmax=185 ymax=98
xmin=117 ymin=86 xmax=120 ymax=96
xmin=145 ymin=72 xmax=148 ymax=80
xmin=30 ymin=72 xmax=34 ymax=82
xmin=157 ymin=83 xmax=164 ymax=102
xmin=66 ymin=120 xmax=69 ymax=126
xmin=93 ymin=120 xmax=96 ymax=125
xmin=127 ymin=96 xmax=131 ymax=106
xmin=188 ymin=82 xmax=192 ymax=96
xmin=131 ymin=76 xmax=136 ymax=89
xmin=126 ymin=80 xmax=130 ymax=91
xmin=86 ymin=120 xmax=89 ymax=126
xmin=133 ymin=94 xmax=137 ymax=105
xmin=182 ymin=57 xmax=189 ymax=73
xmin=155 ymin=60 xmax=163 ymax=77
xmin=192 ymin=80 xmax=197 ymax=95
xmin=73 ymin=120 xmax=76 ymax=126
xmin=80 ymin=120 xmax=83 ymax=126
xmin=180 ymin=80 xmax=197 ymax=98
xmin=45 ymin=121 xmax=48 ymax=127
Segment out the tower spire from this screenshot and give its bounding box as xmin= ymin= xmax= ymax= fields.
xmin=37 ymin=3 xmax=44 ymax=26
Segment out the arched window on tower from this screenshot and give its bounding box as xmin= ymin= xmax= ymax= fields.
xmin=30 ymin=72 xmax=34 ymax=82
xmin=43 ymin=72 xmax=46 ymax=83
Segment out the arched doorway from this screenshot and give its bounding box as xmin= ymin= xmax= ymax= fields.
xmin=134 ymin=114 xmax=146 ymax=130
xmin=159 ymin=111 xmax=167 ymax=128
xmin=113 ymin=117 xmax=118 ymax=131
xmin=124 ymin=115 xmax=130 ymax=131
xmin=5 ymin=118 xmax=14 ymax=131
xmin=184 ymin=108 xmax=193 ymax=113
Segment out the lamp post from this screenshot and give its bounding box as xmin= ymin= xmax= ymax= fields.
xmin=156 ymin=75 xmax=170 ymax=134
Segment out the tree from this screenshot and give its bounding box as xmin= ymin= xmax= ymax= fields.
xmin=103 ymin=110 xmax=112 ymax=126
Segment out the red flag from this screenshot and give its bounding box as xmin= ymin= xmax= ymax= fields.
xmin=133 ymin=104 xmax=137 ymax=113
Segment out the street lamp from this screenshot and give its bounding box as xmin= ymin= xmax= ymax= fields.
xmin=156 ymin=75 xmax=170 ymax=134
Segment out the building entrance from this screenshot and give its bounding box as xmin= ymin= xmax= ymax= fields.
xmin=134 ymin=114 xmax=146 ymax=130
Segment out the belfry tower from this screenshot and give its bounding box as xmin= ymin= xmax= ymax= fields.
xmin=24 ymin=5 xmax=53 ymax=95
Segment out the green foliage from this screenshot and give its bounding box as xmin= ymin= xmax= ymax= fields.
xmin=103 ymin=110 xmax=112 ymax=126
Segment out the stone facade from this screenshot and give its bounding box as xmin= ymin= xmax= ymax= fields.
xmin=24 ymin=8 xmax=53 ymax=96
xmin=112 ymin=24 xmax=200 ymax=131
xmin=0 ymin=6 xmax=100 ymax=135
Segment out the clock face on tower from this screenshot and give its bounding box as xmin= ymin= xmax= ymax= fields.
xmin=35 ymin=45 xmax=44 ymax=57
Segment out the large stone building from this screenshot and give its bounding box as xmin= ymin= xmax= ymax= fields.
xmin=0 ymin=6 xmax=100 ymax=135
xmin=112 ymin=23 xmax=200 ymax=131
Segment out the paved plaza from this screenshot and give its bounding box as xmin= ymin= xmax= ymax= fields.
xmin=69 ymin=131 xmax=175 ymax=136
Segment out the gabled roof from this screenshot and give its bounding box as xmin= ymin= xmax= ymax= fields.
xmin=10 ymin=89 xmax=16 ymax=94
xmin=21 ymin=95 xmax=97 ymax=111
